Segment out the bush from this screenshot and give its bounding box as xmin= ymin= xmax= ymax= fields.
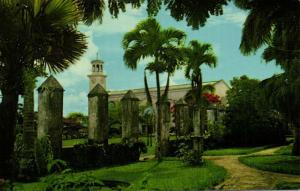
xmin=204 ymin=121 xmax=226 ymax=149
xmin=62 ymin=141 xmax=147 ymax=170
xmin=35 ymin=136 xmax=54 ymax=175
xmin=177 ymin=142 xmax=203 ymax=166
xmin=224 ymin=76 xmax=287 ymax=147
xmin=47 ymin=159 xmax=68 ymax=174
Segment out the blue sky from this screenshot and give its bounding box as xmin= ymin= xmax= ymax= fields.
xmin=35 ymin=2 xmax=282 ymax=115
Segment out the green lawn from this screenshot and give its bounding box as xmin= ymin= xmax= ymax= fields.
xmin=203 ymin=145 xmax=271 ymax=156
xmin=274 ymin=144 xmax=292 ymax=155
xmin=14 ymin=158 xmax=227 ymax=191
xmin=239 ymin=155 xmax=300 ymax=175
xmin=275 ymin=181 xmax=300 ymax=190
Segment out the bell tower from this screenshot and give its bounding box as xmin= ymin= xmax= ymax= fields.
xmin=88 ymin=56 xmax=107 ymax=90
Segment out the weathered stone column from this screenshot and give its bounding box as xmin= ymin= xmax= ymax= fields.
xmin=175 ymin=99 xmax=190 ymax=137
xmin=121 ymin=90 xmax=140 ymax=143
xmin=88 ymin=84 xmax=108 ymax=144
xmin=161 ymin=100 xmax=170 ymax=156
xmin=192 ymin=106 xmax=203 ymax=161
xmin=37 ymin=76 xmax=64 ymax=158
xmin=207 ymin=109 xmax=216 ymax=123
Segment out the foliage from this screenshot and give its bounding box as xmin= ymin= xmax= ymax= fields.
xmin=43 ymin=174 xmax=105 ymax=191
xmin=224 ymin=76 xmax=287 ymax=146
xmin=235 ymin=0 xmax=300 ymax=155
xmin=66 ymin=112 xmax=88 ymax=127
xmin=35 ymin=136 xmax=54 ymax=176
xmin=204 ymin=121 xmax=226 ymax=149
xmin=274 ymin=144 xmax=293 ymax=156
xmin=122 ymin=17 xmax=186 ymax=159
xmin=239 ymin=155 xmax=300 ymax=175
xmin=62 ymin=141 xmax=147 ymax=170
xmin=177 ymin=144 xmax=203 ymax=166
xmin=47 ymin=159 xmax=68 ymax=174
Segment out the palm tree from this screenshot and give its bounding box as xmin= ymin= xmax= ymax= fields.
xmin=235 ymin=0 xmax=300 ymax=155
xmin=122 ymin=18 xmax=186 ymax=159
xmin=183 ymin=40 xmax=217 ymax=161
xmin=0 ymin=0 xmax=87 ymax=179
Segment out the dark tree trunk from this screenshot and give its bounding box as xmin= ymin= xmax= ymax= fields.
xmin=155 ymin=71 xmax=162 ymax=160
xmin=0 ymin=88 xmax=19 ymax=179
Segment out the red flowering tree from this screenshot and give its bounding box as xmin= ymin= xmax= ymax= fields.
xmin=202 ymin=93 xmax=221 ymax=105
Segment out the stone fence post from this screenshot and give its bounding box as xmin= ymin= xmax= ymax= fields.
xmin=121 ymin=90 xmax=140 ymax=143
xmin=37 ymin=76 xmax=64 ymax=158
xmin=88 ymin=84 xmax=108 ymax=145
xmin=161 ymin=100 xmax=170 ymax=156
xmin=175 ymin=99 xmax=190 ymax=137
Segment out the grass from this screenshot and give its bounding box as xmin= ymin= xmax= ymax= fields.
xmin=275 ymin=181 xmax=300 ymax=190
xmin=203 ymin=145 xmax=271 ymax=156
xmin=239 ymin=155 xmax=300 ymax=175
xmin=274 ymin=144 xmax=293 ymax=155
xmin=13 ymin=158 xmax=227 ymax=191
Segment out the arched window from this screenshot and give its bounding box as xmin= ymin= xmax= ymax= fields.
xmin=96 ymin=64 xmax=100 ymax=72
xmin=100 ymin=65 xmax=103 ymax=71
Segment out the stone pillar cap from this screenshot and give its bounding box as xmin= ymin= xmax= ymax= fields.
xmin=37 ymin=75 xmax=64 ymax=92
xmin=88 ymin=84 xmax=108 ymax=97
xmin=121 ymin=90 xmax=139 ymax=101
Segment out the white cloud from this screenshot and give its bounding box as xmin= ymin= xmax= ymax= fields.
xmin=78 ymin=4 xmax=145 ymax=36
xmin=208 ymin=6 xmax=247 ymax=27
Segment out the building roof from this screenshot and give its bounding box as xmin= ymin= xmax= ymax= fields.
xmin=108 ymin=80 xmax=229 ymax=95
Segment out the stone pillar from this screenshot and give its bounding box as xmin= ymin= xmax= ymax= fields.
xmin=88 ymin=84 xmax=108 ymax=144
xmin=192 ymin=106 xmax=203 ymax=161
xmin=121 ymin=90 xmax=140 ymax=143
xmin=207 ymin=109 xmax=215 ymax=123
xmin=37 ymin=76 xmax=64 ymax=158
xmin=175 ymin=99 xmax=190 ymax=137
xmin=161 ymin=100 xmax=170 ymax=156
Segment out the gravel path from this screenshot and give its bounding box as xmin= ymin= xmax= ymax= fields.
xmin=204 ymin=147 xmax=300 ymax=190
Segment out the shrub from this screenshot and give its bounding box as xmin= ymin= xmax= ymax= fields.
xmin=177 ymin=142 xmax=203 ymax=166
xmin=47 ymin=159 xmax=68 ymax=174
xmin=35 ymin=136 xmax=54 ymax=175
xmin=62 ymin=141 xmax=147 ymax=170
xmin=224 ymin=76 xmax=287 ymax=147
xmin=204 ymin=121 xmax=225 ymax=149
xmin=43 ymin=174 xmax=105 ymax=191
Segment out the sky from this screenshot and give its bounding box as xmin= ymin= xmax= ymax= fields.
xmin=35 ymin=2 xmax=282 ymax=116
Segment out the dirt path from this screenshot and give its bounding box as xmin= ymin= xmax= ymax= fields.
xmin=204 ymin=147 xmax=300 ymax=190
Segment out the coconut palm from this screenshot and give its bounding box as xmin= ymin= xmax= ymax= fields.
xmin=183 ymin=40 xmax=217 ymax=162
xmin=0 ymin=0 xmax=88 ymax=179
xmin=122 ymin=18 xmax=186 ymax=159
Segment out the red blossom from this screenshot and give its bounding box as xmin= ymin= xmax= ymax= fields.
xmin=202 ymin=93 xmax=221 ymax=104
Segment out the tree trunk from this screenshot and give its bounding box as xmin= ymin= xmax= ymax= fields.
xmin=292 ymin=120 xmax=300 ymax=156
xmin=21 ymin=75 xmax=37 ymax=176
xmin=23 ymin=76 xmax=36 ymax=153
xmin=155 ymin=71 xmax=162 ymax=160
xmin=0 ymin=88 xmax=19 ymax=179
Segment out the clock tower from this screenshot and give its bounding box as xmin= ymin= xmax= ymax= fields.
xmin=88 ymin=58 xmax=107 ymax=90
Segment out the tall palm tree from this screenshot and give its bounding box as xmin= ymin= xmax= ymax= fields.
xmin=235 ymin=0 xmax=300 ymax=155
xmin=0 ymin=0 xmax=87 ymax=179
xmin=122 ymin=18 xmax=186 ymax=159
xmin=183 ymin=40 xmax=217 ymax=161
